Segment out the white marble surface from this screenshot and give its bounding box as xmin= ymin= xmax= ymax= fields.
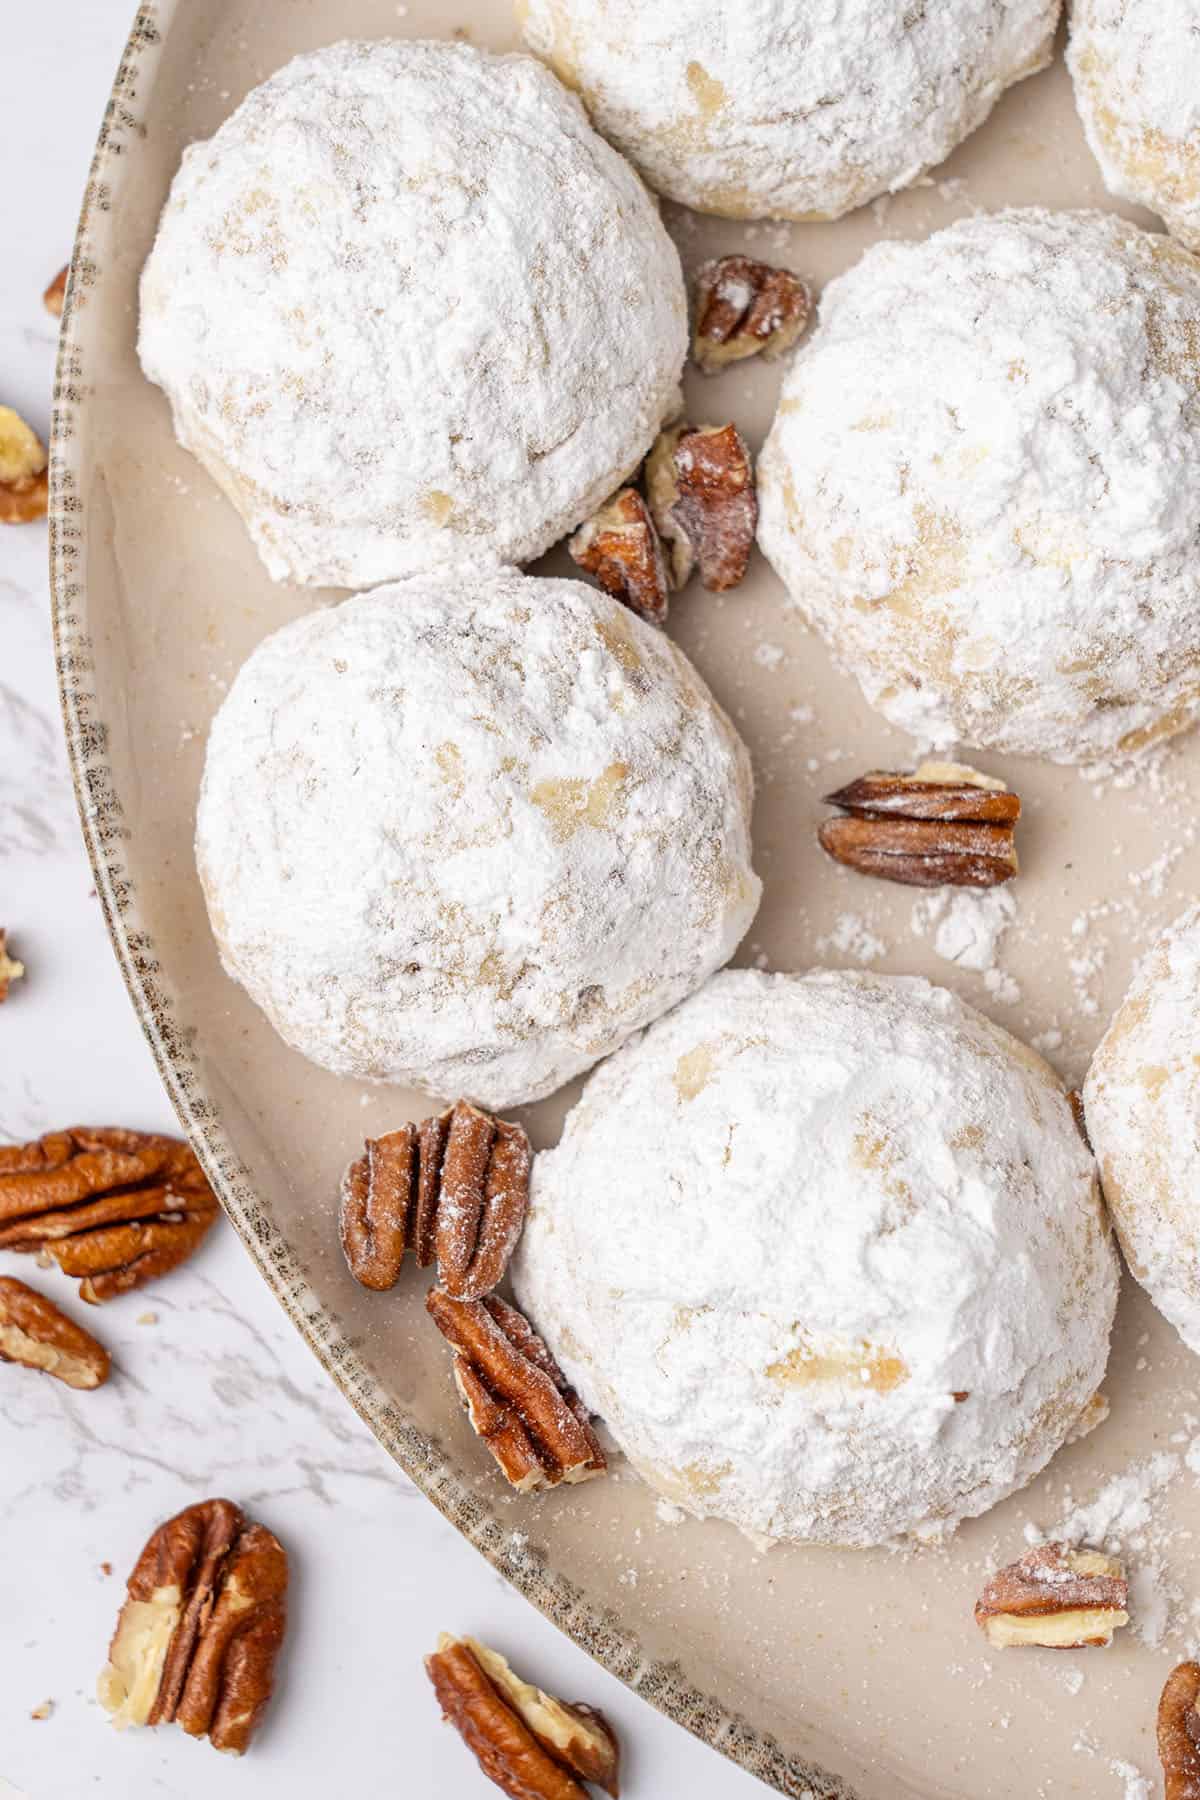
xmin=0 ymin=9 xmax=762 ymax=1796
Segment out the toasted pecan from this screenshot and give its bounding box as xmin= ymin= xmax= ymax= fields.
xmin=339 ymin=1101 xmax=530 ymax=1300
xmin=645 ymin=421 xmax=756 ymax=592
xmin=1159 ymin=1662 xmax=1200 ymax=1800
xmin=0 ymin=1275 xmax=109 ymax=1389
xmin=98 ymin=1498 xmax=287 ymax=1755
xmin=428 ymin=1288 xmax=605 ymax=1492
xmin=0 ymin=928 xmax=24 ymax=1002
xmin=820 ymin=761 xmax=1020 ymax=889
xmin=567 ymin=488 xmax=671 ymax=625
xmin=692 ymin=255 xmax=811 ymax=373
xmin=0 ymin=1127 xmax=219 ymax=1302
xmin=975 ymin=1542 xmax=1128 ymax=1649
xmin=427 ymin=1634 xmax=619 ymax=1799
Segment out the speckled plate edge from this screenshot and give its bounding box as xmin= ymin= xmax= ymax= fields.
xmin=46 ymin=5 xmax=853 ymax=1795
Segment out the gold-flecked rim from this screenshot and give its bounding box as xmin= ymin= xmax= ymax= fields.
xmin=47 ymin=6 xmax=856 ymax=1795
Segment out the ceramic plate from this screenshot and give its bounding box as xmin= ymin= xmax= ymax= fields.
xmin=51 ymin=5 xmax=1200 ymax=1794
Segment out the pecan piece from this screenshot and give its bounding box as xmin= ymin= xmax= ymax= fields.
xmin=0 ymin=404 xmax=49 ymax=525
xmin=98 ymin=1498 xmax=288 ymax=1755
xmin=0 ymin=928 xmax=24 ymax=1002
xmin=0 ymin=1127 xmax=220 ymax=1302
xmin=692 ymin=255 xmax=811 ymax=373
xmin=820 ymin=760 xmax=1020 ymax=889
xmin=44 ymin=265 xmax=68 ymax=318
xmin=975 ymin=1543 xmax=1128 ymax=1649
xmin=340 ymin=1100 xmax=530 ymax=1300
xmin=427 ymin=1288 xmax=605 ymax=1492
xmin=645 ymin=421 xmax=756 ymax=592
xmin=567 ymin=488 xmax=670 ymax=625
xmin=1159 ymin=1661 xmax=1200 ymax=1800
xmin=426 ymin=1634 xmax=620 ymax=1800
xmin=0 ymin=1275 xmax=110 ymax=1389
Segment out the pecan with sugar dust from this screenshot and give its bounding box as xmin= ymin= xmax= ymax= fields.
xmin=567 ymin=487 xmax=670 ymax=625
xmin=98 ymin=1498 xmax=288 ymax=1756
xmin=427 ymin=1633 xmax=620 ymax=1799
xmin=820 ymin=760 xmax=1020 ymax=889
xmin=340 ymin=1099 xmax=530 ymax=1300
xmin=1159 ymin=1661 xmax=1200 ymax=1800
xmin=44 ymin=266 xmax=68 ymax=318
xmin=0 ymin=1275 xmax=110 ymax=1389
xmin=428 ymin=1287 xmax=605 ymax=1492
xmin=0 ymin=929 xmax=24 ymax=1002
xmin=645 ymin=421 xmax=756 ymax=592
xmin=692 ymin=255 xmax=811 ymax=373
xmin=0 ymin=1127 xmax=220 ymax=1302
xmin=974 ymin=1542 xmax=1128 ymax=1649
xmin=0 ymin=405 xmax=49 ymax=525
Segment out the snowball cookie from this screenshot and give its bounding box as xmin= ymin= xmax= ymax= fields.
xmin=1070 ymin=0 xmax=1200 ymax=254
xmin=516 ymin=0 xmax=1059 ymax=222
xmin=1084 ymin=907 xmax=1200 ymax=1357
xmin=139 ymin=41 xmax=687 ymax=589
xmin=513 ymin=969 xmax=1117 ymax=1546
xmin=195 ymin=571 xmax=760 ymax=1110
xmin=759 ymin=209 xmax=1200 ymax=763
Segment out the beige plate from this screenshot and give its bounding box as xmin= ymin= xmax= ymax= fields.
xmin=52 ymin=6 xmax=1200 ymax=1795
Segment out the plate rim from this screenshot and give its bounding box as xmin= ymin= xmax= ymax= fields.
xmin=46 ymin=4 xmax=859 ymax=1796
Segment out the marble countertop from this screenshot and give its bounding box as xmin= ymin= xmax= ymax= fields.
xmin=0 ymin=8 xmax=760 ymax=1796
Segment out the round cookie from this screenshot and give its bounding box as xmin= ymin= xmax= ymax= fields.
xmin=513 ymin=968 xmax=1117 ymax=1546
xmin=139 ymin=40 xmax=687 ymax=589
xmin=1084 ymin=906 xmax=1200 ymax=1357
xmin=195 ymin=572 xmax=760 ymax=1110
xmin=516 ymin=0 xmax=1059 ymax=221
xmin=1069 ymin=0 xmax=1200 ymax=253
xmin=758 ymin=209 xmax=1200 ymax=763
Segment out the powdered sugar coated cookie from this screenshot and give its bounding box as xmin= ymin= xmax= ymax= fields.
xmin=140 ymin=40 xmax=687 ymax=588
xmin=196 ymin=572 xmax=760 ymax=1109
xmin=514 ymin=968 xmax=1117 ymax=1546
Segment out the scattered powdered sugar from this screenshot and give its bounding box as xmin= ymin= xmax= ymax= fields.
xmin=139 ymin=39 xmax=686 ymax=588
xmin=1109 ymin=1760 xmax=1153 ymax=1800
xmin=816 ymin=912 xmax=889 ymax=965
xmin=759 ymin=210 xmax=1200 ymax=762
xmin=515 ymin=969 xmax=1116 ymax=1547
xmin=911 ymin=886 xmax=1020 ymax=1001
xmin=196 ymin=571 xmax=760 ymax=1109
xmin=753 ymin=641 xmax=785 ymax=672
xmin=1049 ymin=1451 xmax=1181 ymax=1550
xmin=1069 ymin=0 xmax=1200 ymax=251
xmin=518 ymin=0 xmax=1057 ymax=221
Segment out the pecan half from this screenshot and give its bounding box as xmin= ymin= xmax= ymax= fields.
xmin=0 ymin=405 xmax=49 ymax=525
xmin=1159 ymin=1661 xmax=1200 ymax=1800
xmin=567 ymin=488 xmax=670 ymax=625
xmin=645 ymin=421 xmax=756 ymax=592
xmin=0 ymin=1127 xmax=220 ymax=1302
xmin=0 ymin=928 xmax=24 ymax=1002
xmin=692 ymin=255 xmax=811 ymax=374
xmin=427 ymin=1288 xmax=605 ymax=1492
xmin=820 ymin=760 xmax=1020 ymax=889
xmin=98 ymin=1498 xmax=288 ymax=1756
xmin=974 ymin=1543 xmax=1129 ymax=1649
xmin=340 ymin=1100 xmax=530 ymax=1300
xmin=0 ymin=1275 xmax=110 ymax=1389
xmin=426 ymin=1634 xmax=620 ymax=1800
xmin=44 ymin=266 xmax=68 ymax=318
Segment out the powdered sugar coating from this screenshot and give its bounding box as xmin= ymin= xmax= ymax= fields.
xmin=513 ymin=969 xmax=1117 ymax=1546
xmin=1069 ymin=0 xmax=1200 ymax=253
xmin=516 ymin=0 xmax=1059 ymax=221
xmin=139 ymin=40 xmax=687 ymax=588
xmin=758 ymin=209 xmax=1200 ymax=763
xmin=195 ymin=572 xmax=760 ymax=1109
xmin=1084 ymin=906 xmax=1200 ymax=1357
